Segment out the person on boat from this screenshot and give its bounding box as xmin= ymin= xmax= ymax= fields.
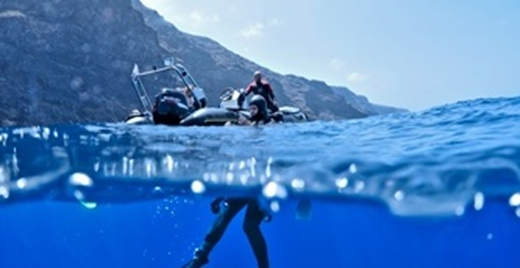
xmin=184 ymin=86 xmax=207 ymax=111
xmin=182 ymin=97 xmax=280 ymax=268
xmin=151 ymin=87 xmax=191 ymax=126
xmin=242 ymin=71 xmax=279 ymax=113
xmin=184 ymin=87 xmax=196 ymax=109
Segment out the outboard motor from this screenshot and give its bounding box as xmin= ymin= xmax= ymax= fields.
xmin=152 ymin=88 xmax=190 ymax=126
xmin=219 ymin=87 xmax=245 ymax=111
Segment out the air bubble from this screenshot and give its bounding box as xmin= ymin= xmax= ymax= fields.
xmin=349 ymin=164 xmax=357 ymax=173
xmin=69 ymin=172 xmax=93 ymax=187
xmin=473 ymin=192 xmax=485 ymax=211
xmin=153 ymin=186 xmax=162 ymax=192
xmin=16 ymin=178 xmax=27 ymax=189
xmin=509 ymin=193 xmax=520 ymax=207
xmin=335 ymin=177 xmax=348 ymax=189
xmin=238 ymin=160 xmax=246 ymax=169
xmin=290 ymin=178 xmax=305 ymax=190
xmin=354 ymin=181 xmax=365 ymax=192
xmin=73 ymin=190 xmax=85 ymax=200
xmin=226 ymin=172 xmax=234 ymax=183
xmin=0 ymin=186 xmax=9 ymax=199
xmin=394 ymin=191 xmax=404 ymax=201
xmin=67 ymin=173 xmax=94 ymax=204
xmin=81 ymin=201 xmax=97 ymax=209
xmin=262 ymin=181 xmax=288 ymax=199
xmin=270 ymin=201 xmax=280 ymax=212
xmin=191 ymin=180 xmax=205 ymax=194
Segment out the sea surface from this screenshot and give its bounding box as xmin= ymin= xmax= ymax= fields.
xmin=1 ymin=96 xmax=519 ymax=268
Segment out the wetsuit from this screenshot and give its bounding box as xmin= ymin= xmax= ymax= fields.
xmin=243 ymin=80 xmax=279 ymax=112
xmin=184 ymin=198 xmax=270 ymax=268
xmin=251 ymin=111 xmax=283 ymax=125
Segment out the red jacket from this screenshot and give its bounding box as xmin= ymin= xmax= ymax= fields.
xmin=244 ymin=80 xmax=275 ymax=101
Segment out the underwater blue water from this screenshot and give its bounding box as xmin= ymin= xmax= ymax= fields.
xmin=1 ymin=96 xmax=520 ymax=267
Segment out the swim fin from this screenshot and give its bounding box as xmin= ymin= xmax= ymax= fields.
xmin=181 ymin=249 xmax=209 ymax=268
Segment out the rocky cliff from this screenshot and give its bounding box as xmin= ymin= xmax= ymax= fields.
xmin=331 ymin=86 xmax=408 ymax=115
xmin=0 ymin=0 xmax=165 ymax=125
xmin=0 ymin=0 xmax=401 ymax=126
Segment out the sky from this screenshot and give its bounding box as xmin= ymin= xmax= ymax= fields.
xmin=140 ymin=0 xmax=519 ymax=111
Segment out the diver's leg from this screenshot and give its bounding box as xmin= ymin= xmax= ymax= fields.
xmin=185 ymin=198 xmax=248 ymax=267
xmin=243 ymin=200 xmax=269 ymax=268
xmin=201 ymin=198 xmax=248 ymax=253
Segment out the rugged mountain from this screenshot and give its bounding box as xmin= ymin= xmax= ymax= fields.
xmin=331 ymin=86 xmax=408 ymax=115
xmin=0 ymin=0 xmax=394 ymax=126
xmin=330 ymin=86 xmax=378 ymax=116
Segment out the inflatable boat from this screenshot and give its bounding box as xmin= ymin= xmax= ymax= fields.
xmin=124 ymin=57 xmax=308 ymax=126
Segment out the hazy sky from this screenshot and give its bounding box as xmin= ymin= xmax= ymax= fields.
xmin=141 ymin=0 xmax=519 ymax=111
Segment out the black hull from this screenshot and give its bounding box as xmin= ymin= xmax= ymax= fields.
xmin=125 ymin=107 xmax=307 ymax=126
